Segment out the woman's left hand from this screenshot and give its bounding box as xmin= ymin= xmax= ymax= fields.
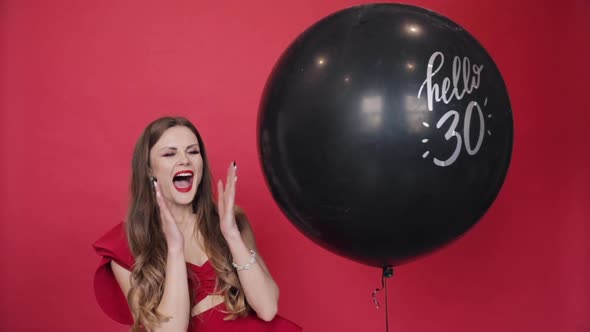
xmin=218 ymin=161 xmax=240 ymax=239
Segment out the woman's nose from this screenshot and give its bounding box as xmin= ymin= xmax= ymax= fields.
xmin=178 ymin=152 xmax=191 ymax=165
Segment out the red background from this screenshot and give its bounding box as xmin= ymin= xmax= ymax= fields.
xmin=1 ymin=1 xmax=588 ymax=331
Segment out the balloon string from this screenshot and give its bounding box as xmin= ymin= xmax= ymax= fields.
xmin=371 ymin=277 xmax=384 ymax=308
xmin=372 ymin=266 xmax=394 ymax=332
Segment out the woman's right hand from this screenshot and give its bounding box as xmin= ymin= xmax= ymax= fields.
xmin=154 ymin=180 xmax=184 ymax=253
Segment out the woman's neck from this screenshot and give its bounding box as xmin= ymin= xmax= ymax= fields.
xmin=167 ymin=202 xmax=196 ymax=233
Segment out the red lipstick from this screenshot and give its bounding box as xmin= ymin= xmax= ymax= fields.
xmin=172 ymin=170 xmax=194 ymax=193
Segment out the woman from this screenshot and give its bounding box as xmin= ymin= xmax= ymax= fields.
xmin=92 ymin=116 xmax=301 ymax=332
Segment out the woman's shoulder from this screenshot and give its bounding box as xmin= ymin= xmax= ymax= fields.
xmin=234 ymin=205 xmax=253 ymax=232
xmin=234 ymin=205 xmax=249 ymax=222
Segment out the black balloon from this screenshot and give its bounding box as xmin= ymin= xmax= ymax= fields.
xmin=257 ymin=3 xmax=513 ymax=267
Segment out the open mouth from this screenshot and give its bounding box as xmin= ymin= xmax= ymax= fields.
xmin=172 ymin=170 xmax=194 ymax=193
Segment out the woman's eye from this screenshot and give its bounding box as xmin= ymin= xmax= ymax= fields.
xmin=189 ymin=151 xmax=200 ymax=155
xmin=163 ymin=153 xmax=174 ymax=157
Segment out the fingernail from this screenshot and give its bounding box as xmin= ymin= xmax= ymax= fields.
xmin=235 ymin=176 xmax=238 ymax=182
xmin=233 ymin=161 xmax=236 ymax=168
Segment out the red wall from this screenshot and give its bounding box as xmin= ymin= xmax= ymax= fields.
xmin=1 ymin=1 xmax=588 ymax=331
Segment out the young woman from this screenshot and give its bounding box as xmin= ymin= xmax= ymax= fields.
xmin=93 ymin=116 xmax=301 ymax=332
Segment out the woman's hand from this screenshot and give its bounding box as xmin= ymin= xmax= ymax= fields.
xmin=154 ymin=180 xmax=184 ymax=253
xmin=217 ymin=161 xmax=240 ymax=239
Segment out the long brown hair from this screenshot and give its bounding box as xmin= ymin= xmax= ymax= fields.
xmin=125 ymin=116 xmax=249 ymax=331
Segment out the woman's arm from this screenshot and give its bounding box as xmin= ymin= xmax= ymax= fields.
xmin=225 ymin=215 xmax=279 ymax=321
xmin=111 ymin=180 xmax=190 ymax=332
xmin=111 ymin=251 xmax=190 ymax=331
xmin=217 ymin=162 xmax=279 ymax=321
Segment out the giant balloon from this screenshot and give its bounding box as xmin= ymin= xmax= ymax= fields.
xmin=257 ymin=3 xmax=513 ymax=267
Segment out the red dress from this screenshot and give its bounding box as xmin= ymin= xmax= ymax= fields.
xmin=92 ymin=222 xmax=302 ymax=331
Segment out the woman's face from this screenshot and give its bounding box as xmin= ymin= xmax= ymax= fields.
xmin=149 ymin=126 xmax=203 ymax=206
